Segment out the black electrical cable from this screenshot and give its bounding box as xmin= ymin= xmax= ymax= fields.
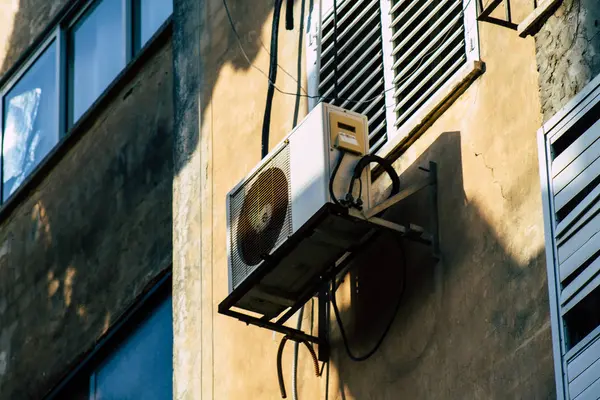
xmin=346 ymin=155 xmax=400 ymax=207
xmin=262 ymin=0 xmax=284 ymax=159
xmin=329 ymin=151 xmax=346 ymax=207
xmin=277 ymin=336 xmax=290 ymax=398
xmin=276 ymin=335 xmax=321 ymax=399
xmin=286 ymin=0 xmax=294 ymax=30
xmin=330 ymin=239 xmax=407 ymax=362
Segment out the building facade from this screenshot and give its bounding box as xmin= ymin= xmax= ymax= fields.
xmin=0 ymin=0 xmax=599 ymax=399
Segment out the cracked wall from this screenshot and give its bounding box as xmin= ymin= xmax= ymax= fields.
xmin=535 ymin=0 xmax=600 ymax=121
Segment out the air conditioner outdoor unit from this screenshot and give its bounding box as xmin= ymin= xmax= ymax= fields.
xmin=225 ymin=102 xmax=372 ymax=319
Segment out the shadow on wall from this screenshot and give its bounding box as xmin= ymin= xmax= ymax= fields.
xmin=325 ymin=131 xmax=556 ymax=399
xmin=171 ymin=0 xmax=559 ymax=398
xmin=173 ymin=0 xmax=310 ymax=174
xmin=0 ymin=0 xmax=68 ymax=77
xmin=0 ymin=0 xmax=174 ymax=399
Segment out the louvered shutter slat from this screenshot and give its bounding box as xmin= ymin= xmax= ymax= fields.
xmin=319 ymin=24 xmax=381 ymax=83
xmin=319 ymin=36 xmax=382 ymax=91
xmin=341 ymin=73 xmax=384 ymax=109
xmin=395 ymin=54 xmax=465 ymax=126
xmin=393 ymin=27 xmax=464 ymax=91
xmin=321 ymin=0 xmax=378 ymax=54
xmin=394 ymin=40 xmax=464 ymax=107
xmin=391 ymin=7 xmax=461 ymax=60
xmin=390 ymin=0 xmax=467 ymax=128
xmin=390 ymin=0 xmax=446 ymax=43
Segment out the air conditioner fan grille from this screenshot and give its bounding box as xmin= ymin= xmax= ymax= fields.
xmin=229 ymin=145 xmax=292 ymax=290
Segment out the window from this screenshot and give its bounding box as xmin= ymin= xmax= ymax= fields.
xmin=311 ymin=0 xmax=480 ymax=154
xmin=2 ymin=42 xmax=58 ymax=201
xmin=0 ymin=0 xmax=172 ymax=204
xmin=538 ymin=73 xmax=600 ymax=399
xmin=51 ymin=281 xmax=173 ymax=400
xmin=69 ymin=0 xmax=126 ymax=125
xmin=134 ymin=0 xmax=173 ymax=51
xmin=91 ymin=294 xmax=173 ymax=399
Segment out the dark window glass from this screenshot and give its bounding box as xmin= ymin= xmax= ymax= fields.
xmin=69 ymin=0 xmax=125 ymax=124
xmin=2 ymin=42 xmax=57 ymax=201
xmin=93 ymin=295 xmax=173 ymax=400
xmin=135 ymin=0 xmax=172 ymax=51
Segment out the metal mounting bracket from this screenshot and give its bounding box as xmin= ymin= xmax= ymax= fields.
xmin=477 ymin=0 xmax=518 ymax=30
xmin=218 ymin=162 xmax=440 ymax=363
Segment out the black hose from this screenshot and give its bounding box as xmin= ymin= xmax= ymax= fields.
xmin=330 ymin=240 xmax=407 ymax=362
xmin=277 ymin=335 xmax=321 ymax=399
xmin=277 ymin=336 xmax=290 ymax=398
xmin=347 ymin=155 xmax=400 ymax=203
xmin=262 ymin=0 xmax=284 ymax=159
xmin=329 ymin=151 xmax=345 ymax=207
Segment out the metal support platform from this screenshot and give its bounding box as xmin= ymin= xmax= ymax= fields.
xmin=218 ymin=162 xmax=439 ymax=362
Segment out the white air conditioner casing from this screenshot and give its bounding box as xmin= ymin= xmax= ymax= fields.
xmin=226 ymin=103 xmax=371 ymax=318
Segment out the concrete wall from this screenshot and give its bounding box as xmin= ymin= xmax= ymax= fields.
xmin=173 ymin=0 xmax=555 ymax=399
xmin=0 ymin=1 xmax=174 ymax=398
xmin=535 ymin=0 xmax=600 ymax=121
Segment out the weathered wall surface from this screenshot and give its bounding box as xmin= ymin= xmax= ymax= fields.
xmin=0 ymin=0 xmax=69 ymax=76
xmin=535 ymin=0 xmax=600 ymax=121
xmin=174 ymin=0 xmax=554 ymax=399
xmin=0 ymin=12 xmax=173 ymax=400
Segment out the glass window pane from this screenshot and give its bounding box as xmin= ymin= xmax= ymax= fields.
xmin=69 ymin=0 xmax=125 ymax=124
xmin=2 ymin=42 xmax=58 ymax=202
xmin=135 ymin=0 xmax=172 ymax=50
xmin=94 ymin=295 xmax=173 ymax=400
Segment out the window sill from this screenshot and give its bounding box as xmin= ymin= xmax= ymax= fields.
xmin=375 ymin=60 xmax=485 ymax=164
xmin=518 ymin=0 xmax=563 ymax=38
xmin=0 ymin=18 xmax=173 ymax=223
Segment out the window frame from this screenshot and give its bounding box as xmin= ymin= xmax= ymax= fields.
xmin=45 ymin=272 xmax=173 ymax=400
xmin=0 ymin=0 xmax=172 ymax=208
xmin=538 ymin=72 xmax=600 ymax=400
xmin=306 ymin=0 xmax=482 ymax=158
xmin=0 ymin=29 xmax=62 ymax=201
xmin=66 ymin=0 xmax=130 ymax=127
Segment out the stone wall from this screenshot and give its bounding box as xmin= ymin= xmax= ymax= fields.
xmin=535 ymin=0 xmax=600 ymax=121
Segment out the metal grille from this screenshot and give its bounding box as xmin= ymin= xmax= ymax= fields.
xmin=229 ymin=144 xmax=292 ymax=290
xmin=390 ymin=0 xmax=467 ymax=128
xmin=319 ymin=0 xmax=388 ymax=153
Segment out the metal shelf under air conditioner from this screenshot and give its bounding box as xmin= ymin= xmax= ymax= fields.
xmin=218 ymin=162 xmax=440 ymax=361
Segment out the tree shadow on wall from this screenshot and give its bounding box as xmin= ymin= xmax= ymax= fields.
xmin=0 ymin=1 xmax=175 ymax=399
xmin=323 ymin=131 xmax=556 ymax=400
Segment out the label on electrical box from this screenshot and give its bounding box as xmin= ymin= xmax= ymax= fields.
xmin=338 ymin=132 xmax=359 ymax=146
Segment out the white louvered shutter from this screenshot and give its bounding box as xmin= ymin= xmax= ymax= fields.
xmin=314 ymin=0 xmax=477 ymax=154
xmin=539 ymin=77 xmax=600 ymax=400
xmin=318 ymin=0 xmax=388 ymax=153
